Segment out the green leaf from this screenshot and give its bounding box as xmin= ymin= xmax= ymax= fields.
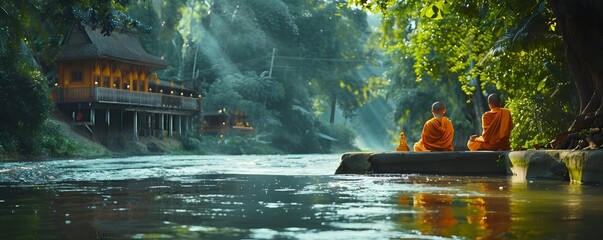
xmin=420 ymin=1 xmax=446 ymax=20
xmin=537 ymin=76 xmax=547 ymax=91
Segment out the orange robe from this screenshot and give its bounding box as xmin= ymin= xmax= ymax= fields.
xmin=396 ymin=131 xmax=410 ymax=151
xmin=413 ymin=117 xmax=455 ymax=152
xmin=467 ymin=108 xmax=513 ymax=151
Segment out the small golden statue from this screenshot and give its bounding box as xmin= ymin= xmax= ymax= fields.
xmin=396 ymin=129 xmax=410 ymax=152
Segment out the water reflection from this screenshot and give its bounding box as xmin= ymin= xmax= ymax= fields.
xmin=465 ymin=183 xmax=511 ymax=239
xmin=2 ymin=155 xmax=603 ymax=239
xmin=413 ymin=193 xmax=457 ymax=237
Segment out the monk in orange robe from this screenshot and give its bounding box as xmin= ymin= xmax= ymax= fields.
xmin=396 ymin=129 xmax=410 ymax=151
xmin=413 ymin=102 xmax=455 ymax=152
xmin=467 ymin=94 xmax=514 ymax=151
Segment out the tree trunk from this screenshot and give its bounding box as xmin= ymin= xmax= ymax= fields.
xmin=548 ymin=0 xmax=603 ymax=149
xmin=329 ymin=94 xmax=337 ymax=124
xmin=471 ymin=78 xmax=487 ymax=134
xmin=550 ymin=0 xmax=603 ymax=136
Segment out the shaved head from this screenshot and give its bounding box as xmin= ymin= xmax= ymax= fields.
xmin=432 ymin=102 xmax=445 ymax=114
xmin=488 ymin=94 xmax=502 ymax=108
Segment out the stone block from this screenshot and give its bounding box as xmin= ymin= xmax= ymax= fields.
xmin=368 ymin=151 xmax=508 ymax=175
xmin=559 ymin=150 xmax=603 ymax=184
xmin=507 ymin=150 xmax=568 ymax=180
xmin=335 ymin=152 xmax=373 ymax=174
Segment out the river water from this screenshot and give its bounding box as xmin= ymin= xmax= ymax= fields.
xmin=1 ymin=154 xmax=603 ymax=239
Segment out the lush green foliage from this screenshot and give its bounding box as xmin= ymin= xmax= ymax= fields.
xmin=0 ymin=47 xmax=100 ymax=158
xmin=322 ymin=123 xmax=359 ymax=152
xmin=38 ymin=121 xmax=79 ymax=157
xmin=0 ymin=52 xmax=52 ymax=156
xmin=182 ymin=134 xmax=282 ymax=155
xmin=352 ymin=0 xmax=578 ymax=149
xmin=1 ymin=0 xmax=372 ymax=156
xmin=0 ymin=0 xmax=140 ymax=158
xmin=4 ymin=0 xmax=585 ymax=156
xmin=203 ymin=72 xmax=284 ymax=132
xmin=126 ymin=0 xmax=373 ymax=153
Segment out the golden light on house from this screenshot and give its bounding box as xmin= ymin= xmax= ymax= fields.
xmin=53 ymin=25 xmax=201 ymax=143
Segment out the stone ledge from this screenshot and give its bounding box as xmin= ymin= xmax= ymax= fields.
xmin=508 ymin=150 xmax=603 ymax=184
xmin=369 ymin=151 xmax=508 ymax=175
xmin=336 ymin=150 xmax=603 ymax=185
xmin=507 ymin=150 xmax=568 ymax=181
xmin=334 ymin=152 xmax=373 ymax=174
xmin=335 ymin=151 xmax=508 ymax=175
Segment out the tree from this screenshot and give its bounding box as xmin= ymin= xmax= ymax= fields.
xmin=203 ymin=72 xmax=284 ymax=133
xmin=547 ymin=0 xmax=603 ymax=148
xmin=101 ymin=0 xmax=376 ymax=153
xmin=0 ymin=52 xmax=52 ymax=155
xmin=1 ymin=0 xmax=131 ymax=156
xmin=350 ymin=0 xmax=581 ymax=149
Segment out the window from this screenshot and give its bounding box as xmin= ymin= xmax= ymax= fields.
xmin=70 ymin=71 xmax=83 ymax=83
xmin=103 ymin=77 xmax=110 ymax=87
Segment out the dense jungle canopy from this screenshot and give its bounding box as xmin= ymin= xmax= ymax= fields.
xmin=1 ymin=0 xmax=602 ymax=157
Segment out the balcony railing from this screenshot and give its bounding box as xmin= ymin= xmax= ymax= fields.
xmin=55 ymin=87 xmax=200 ymax=111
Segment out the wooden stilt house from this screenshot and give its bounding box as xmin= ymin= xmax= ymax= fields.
xmin=54 ymin=25 xmax=201 ymax=146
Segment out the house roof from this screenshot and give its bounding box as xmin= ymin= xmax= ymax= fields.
xmin=58 ymin=25 xmax=168 ymax=68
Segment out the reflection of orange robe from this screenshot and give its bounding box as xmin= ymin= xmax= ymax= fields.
xmin=467 ymin=108 xmax=513 ymax=151
xmin=396 ymin=132 xmax=410 ymax=151
xmin=413 ymin=117 xmax=454 ymax=152
xmin=466 ymin=183 xmax=512 ymax=238
xmin=414 ymin=193 xmax=457 ymax=237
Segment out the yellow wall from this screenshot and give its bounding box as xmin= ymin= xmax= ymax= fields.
xmin=58 ymin=59 xmax=153 ymax=93
xmin=58 ymin=60 xmax=93 ymax=87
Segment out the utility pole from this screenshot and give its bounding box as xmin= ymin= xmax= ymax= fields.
xmin=192 ymin=44 xmax=198 ymax=79
xmin=269 ymin=48 xmax=276 ymax=77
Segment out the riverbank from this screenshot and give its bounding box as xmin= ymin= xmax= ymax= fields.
xmin=1 ymin=112 xmax=320 ymax=161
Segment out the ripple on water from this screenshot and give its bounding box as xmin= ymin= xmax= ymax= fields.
xmin=3 ymin=155 xmax=603 ymax=239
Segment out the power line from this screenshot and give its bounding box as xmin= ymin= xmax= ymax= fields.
xmin=195 ymin=55 xmax=270 ymax=74
xmin=272 ymin=65 xmax=356 ymax=73
xmin=275 ymin=56 xmax=369 ymax=63
xmin=192 ymin=54 xmax=370 ymax=75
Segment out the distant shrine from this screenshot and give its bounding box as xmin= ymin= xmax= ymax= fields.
xmin=201 ymin=109 xmax=254 ymax=137
xmin=54 ymin=25 xmax=201 ymax=147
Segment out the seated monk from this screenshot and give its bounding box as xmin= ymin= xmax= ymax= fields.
xmin=396 ymin=129 xmax=410 ymax=151
xmin=413 ymin=102 xmax=455 ymax=152
xmin=467 ymin=94 xmax=514 ymax=151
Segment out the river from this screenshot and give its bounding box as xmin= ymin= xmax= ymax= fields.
xmin=1 ymin=154 xmax=603 ymax=239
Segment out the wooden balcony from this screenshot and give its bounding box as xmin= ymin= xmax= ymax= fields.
xmin=55 ymin=87 xmax=200 ymax=111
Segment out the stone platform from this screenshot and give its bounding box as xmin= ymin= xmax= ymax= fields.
xmin=336 ymin=150 xmax=603 ymax=185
